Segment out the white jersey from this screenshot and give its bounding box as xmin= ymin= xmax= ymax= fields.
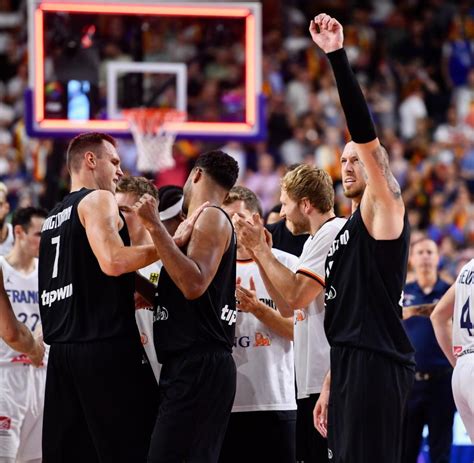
xmin=0 ymin=224 xmax=14 ymax=256
xmin=0 ymin=256 xmax=46 ymax=366
xmin=232 ymin=249 xmax=297 ymax=412
xmin=0 ymin=256 xmax=46 ymax=460
xmin=453 ymin=259 xmax=474 ymax=358
xmin=294 ymin=217 xmax=346 ymax=399
xmin=136 ymin=261 xmax=162 ymax=383
xmin=0 ymin=366 xmax=46 ymax=459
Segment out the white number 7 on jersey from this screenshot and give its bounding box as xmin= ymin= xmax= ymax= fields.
xmin=51 ymin=236 xmax=60 ymax=279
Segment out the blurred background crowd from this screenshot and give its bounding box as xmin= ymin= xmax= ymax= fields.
xmin=1 ymin=0 xmax=474 ymax=281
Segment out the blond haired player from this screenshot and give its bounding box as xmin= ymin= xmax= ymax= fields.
xmin=431 ymin=260 xmax=474 ymax=441
xmin=233 ymin=165 xmax=346 ymax=462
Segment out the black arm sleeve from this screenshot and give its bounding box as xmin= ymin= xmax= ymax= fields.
xmin=327 ymin=48 xmax=377 ymax=144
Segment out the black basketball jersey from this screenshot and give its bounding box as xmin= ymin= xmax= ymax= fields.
xmin=39 ymin=188 xmax=136 ymax=343
xmin=154 ymin=207 xmax=237 ymax=363
xmin=324 ymin=206 xmax=415 ymax=365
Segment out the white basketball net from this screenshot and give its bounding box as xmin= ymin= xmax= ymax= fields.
xmin=124 ymin=109 xmax=185 ymax=173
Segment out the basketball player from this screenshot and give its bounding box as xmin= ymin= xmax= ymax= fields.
xmin=431 ymin=262 xmax=474 ymax=441
xmin=0 ymin=272 xmax=44 ymax=367
xmin=403 ymin=237 xmax=455 ymax=462
xmin=0 ymin=207 xmax=48 ymax=463
xmin=0 ymin=182 xmax=14 ymax=256
xmin=233 ymin=164 xmax=346 ymax=463
xmin=310 ymin=14 xmax=415 ymax=463
xmin=116 ymin=179 xmax=192 ymax=384
xmin=38 ymin=132 xmax=162 ymax=463
xmin=219 ymin=186 xmax=297 ymax=463
xmin=133 ymin=150 xmax=239 ymax=463
xmin=116 ymin=176 xmax=165 ymax=384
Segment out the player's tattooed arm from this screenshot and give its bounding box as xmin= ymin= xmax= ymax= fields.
xmin=369 ymin=145 xmax=401 ymax=200
xmin=356 ymin=139 xmax=405 ymax=240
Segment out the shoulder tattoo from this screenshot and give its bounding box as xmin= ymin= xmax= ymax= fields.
xmin=370 ymin=146 xmax=401 ymax=199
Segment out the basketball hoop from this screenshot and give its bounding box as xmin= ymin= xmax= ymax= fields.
xmin=123 ymin=108 xmax=186 ymax=174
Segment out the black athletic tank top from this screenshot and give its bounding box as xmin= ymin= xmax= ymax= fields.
xmin=154 ymin=207 xmax=237 ymax=363
xmin=39 ymin=188 xmax=136 ymax=343
xmin=324 ymin=207 xmax=415 ymax=366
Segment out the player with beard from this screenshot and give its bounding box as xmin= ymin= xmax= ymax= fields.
xmin=233 ymin=164 xmax=346 ymax=463
xmin=310 ymin=13 xmax=415 ymax=463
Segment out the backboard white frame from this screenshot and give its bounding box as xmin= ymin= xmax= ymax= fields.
xmin=107 ymin=61 xmax=188 ymax=120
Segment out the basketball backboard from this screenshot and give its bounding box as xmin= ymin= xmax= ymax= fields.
xmin=26 ymin=0 xmax=264 ymax=140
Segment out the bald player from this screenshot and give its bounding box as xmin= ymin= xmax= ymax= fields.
xmin=310 ymin=13 xmax=415 ymax=463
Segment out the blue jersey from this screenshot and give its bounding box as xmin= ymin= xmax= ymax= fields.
xmin=403 ymin=278 xmax=451 ymax=371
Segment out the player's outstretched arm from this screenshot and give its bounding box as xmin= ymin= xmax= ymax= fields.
xmin=431 ymin=284 xmax=456 ymax=367
xmin=79 ymin=190 xmax=159 ymax=276
xmin=0 ymin=269 xmax=44 ymax=366
xmin=310 ymin=13 xmax=404 ymax=240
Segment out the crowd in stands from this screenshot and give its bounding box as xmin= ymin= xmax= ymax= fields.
xmin=0 ymin=0 xmax=474 ymax=280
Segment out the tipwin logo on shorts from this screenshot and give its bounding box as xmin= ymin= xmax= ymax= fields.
xmin=221 ymin=304 xmax=237 ymax=326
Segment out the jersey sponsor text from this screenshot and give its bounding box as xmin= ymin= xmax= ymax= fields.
xmin=221 ymin=304 xmax=237 ymax=326
xmin=41 ymin=284 xmax=73 ymax=307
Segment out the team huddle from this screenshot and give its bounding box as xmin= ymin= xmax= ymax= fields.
xmin=0 ymin=13 xmax=473 ymax=463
